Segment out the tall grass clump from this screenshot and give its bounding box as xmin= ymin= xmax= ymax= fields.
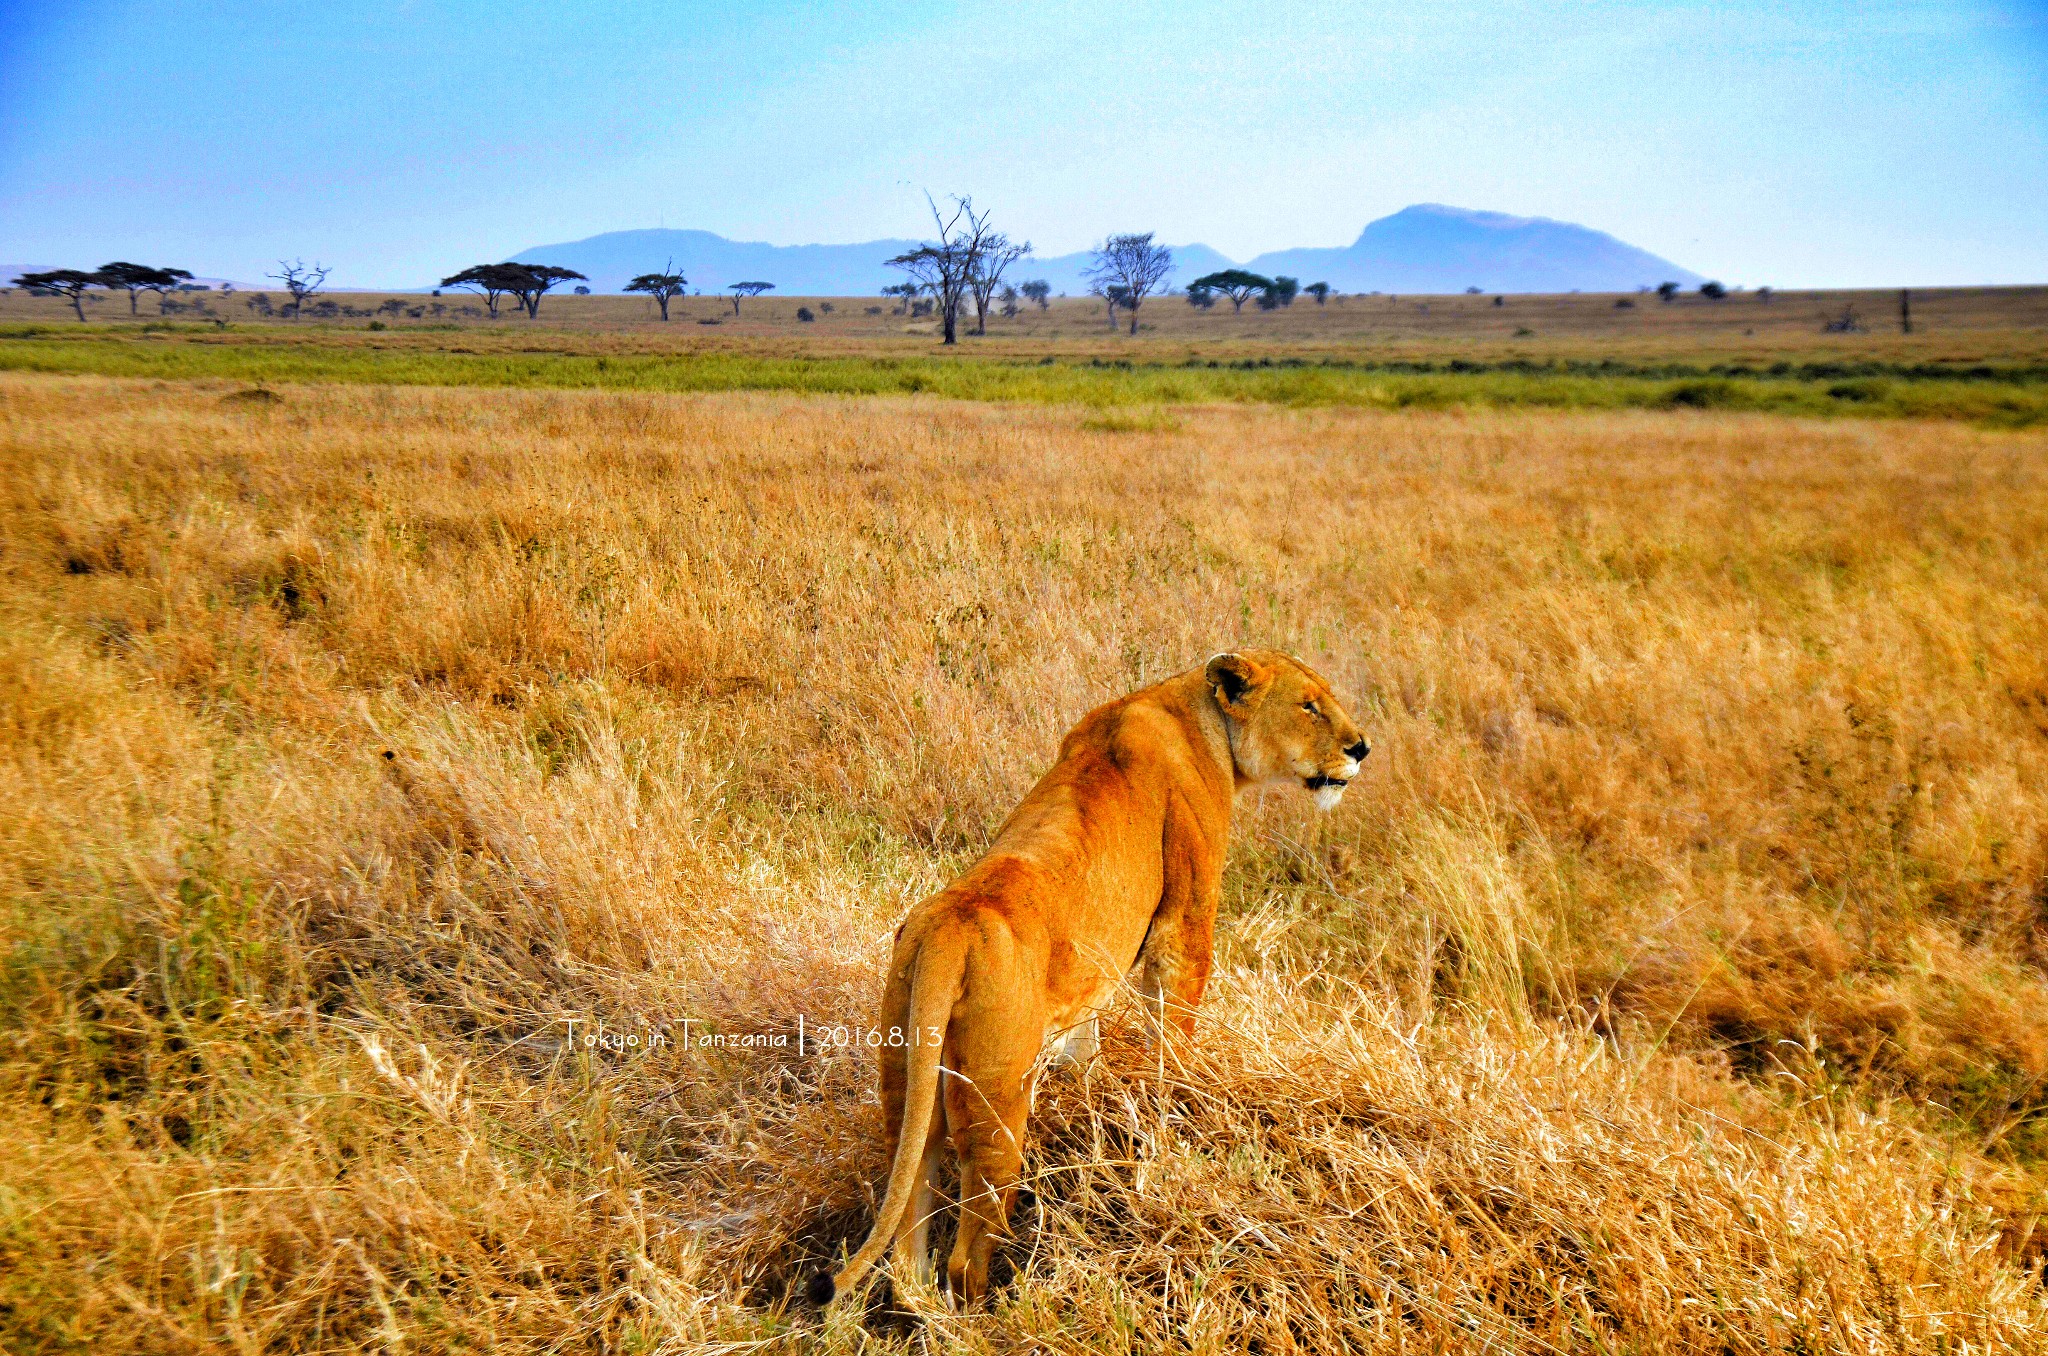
xmin=2 ymin=371 xmax=2047 ymax=1349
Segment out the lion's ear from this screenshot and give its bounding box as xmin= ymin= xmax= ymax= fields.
xmin=1205 ymin=652 xmax=1273 ymax=715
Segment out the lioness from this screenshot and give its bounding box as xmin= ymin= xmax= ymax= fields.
xmin=809 ymin=650 xmax=1369 ymax=1305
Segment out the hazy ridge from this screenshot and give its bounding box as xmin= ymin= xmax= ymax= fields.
xmin=502 ymin=204 xmax=1703 ymax=297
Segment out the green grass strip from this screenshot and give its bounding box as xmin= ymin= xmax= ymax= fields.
xmin=2 ymin=335 xmax=2044 ymax=426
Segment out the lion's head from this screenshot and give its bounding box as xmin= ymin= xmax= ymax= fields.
xmin=1205 ymin=650 xmax=1370 ymax=811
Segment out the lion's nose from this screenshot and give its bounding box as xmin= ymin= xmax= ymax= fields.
xmin=1344 ymin=740 xmax=1370 ymax=762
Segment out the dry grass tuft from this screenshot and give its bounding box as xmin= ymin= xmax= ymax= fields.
xmin=4 ymin=371 xmax=2048 ymax=1350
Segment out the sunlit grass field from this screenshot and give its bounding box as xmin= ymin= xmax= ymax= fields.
xmin=5 ymin=367 xmax=2048 ymax=1350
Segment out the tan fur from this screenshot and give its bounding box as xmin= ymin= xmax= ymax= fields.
xmin=813 ymin=650 xmax=1369 ymax=1304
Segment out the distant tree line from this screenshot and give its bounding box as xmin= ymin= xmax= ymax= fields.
xmin=8 ymin=258 xmax=341 ymax=321
xmin=14 ymin=230 xmax=1811 ymax=340
xmin=10 ymin=262 xmax=200 ymax=320
xmin=870 ymin=196 xmax=1329 ymax=339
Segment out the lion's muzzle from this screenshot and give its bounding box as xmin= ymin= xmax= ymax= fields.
xmin=1306 ymin=742 xmax=1368 ymax=811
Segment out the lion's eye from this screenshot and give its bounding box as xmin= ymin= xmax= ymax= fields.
xmin=1302 ymin=701 xmax=1320 ymax=717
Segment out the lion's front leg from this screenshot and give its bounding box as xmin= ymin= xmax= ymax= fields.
xmin=1135 ymin=921 xmax=1211 ymax=1046
xmin=1135 ymin=811 xmax=1223 ymax=1047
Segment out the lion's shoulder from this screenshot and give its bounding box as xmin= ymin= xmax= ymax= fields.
xmin=1060 ymin=690 xmax=1189 ymax=767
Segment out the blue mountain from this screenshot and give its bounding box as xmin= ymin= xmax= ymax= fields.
xmin=500 ymin=206 xmax=1701 ymax=297
xmin=1243 ymin=204 xmax=1702 ymax=294
xmin=503 ymin=228 xmax=1231 ymax=298
xmin=1010 ymin=242 xmax=1237 ymax=297
xmin=505 ymin=229 xmax=921 ymax=297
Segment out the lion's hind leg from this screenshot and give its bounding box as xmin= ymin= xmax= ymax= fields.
xmin=944 ymin=1082 xmax=1030 ymax=1303
xmin=940 ymin=1030 xmax=1038 ymax=1302
xmin=1050 ymin=1013 xmax=1100 ymax=1071
xmin=893 ymin=1108 xmax=945 ymax=1285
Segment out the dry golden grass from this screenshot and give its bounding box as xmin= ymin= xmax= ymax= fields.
xmin=5 ymin=371 xmax=2048 ymax=1350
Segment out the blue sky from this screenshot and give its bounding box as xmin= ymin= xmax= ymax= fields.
xmin=2 ymin=0 xmax=2043 ymax=288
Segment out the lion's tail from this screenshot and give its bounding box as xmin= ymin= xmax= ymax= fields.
xmin=806 ymin=929 xmax=965 ymax=1305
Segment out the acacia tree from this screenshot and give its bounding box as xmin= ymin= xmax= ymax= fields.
xmin=624 ymin=261 xmax=688 ymax=320
xmin=506 ymin=264 xmax=586 ymax=318
xmin=967 ymin=234 xmax=1029 ymax=335
xmin=14 ymin=269 xmax=99 ymax=321
xmin=268 ymin=259 xmax=331 ymax=318
xmin=1305 ymin=282 xmax=1331 ymax=305
xmin=886 ymin=194 xmax=1001 ymax=344
xmin=440 ymin=264 xmax=524 ymax=318
xmin=98 ymin=262 xmax=193 ymax=315
xmin=142 ymin=267 xmax=198 ymax=312
xmin=1188 ymin=268 xmax=1274 ymax=314
xmin=881 ymin=282 xmax=920 ymax=314
xmin=1019 ymin=280 xmax=1051 ymax=311
xmin=727 ymin=281 xmax=774 ymax=315
xmin=1084 ymin=233 xmax=1174 ymax=336
xmin=1093 ymin=283 xmax=1135 ymax=329
xmin=1656 ymin=281 xmax=1681 ymax=304
xmin=96 ymin=262 xmax=152 ymax=314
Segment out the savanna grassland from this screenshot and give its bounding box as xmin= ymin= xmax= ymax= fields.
xmin=5 ymin=363 xmax=2048 ymax=1352
xmin=4 ymin=284 xmax=2048 ymax=427
xmin=5 ymin=279 xmax=2046 ymax=360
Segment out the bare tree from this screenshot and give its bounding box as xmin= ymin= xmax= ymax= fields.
xmin=967 ymin=234 xmax=1029 ymax=335
xmin=886 ymin=194 xmax=1000 ymax=344
xmin=268 ymin=259 xmax=331 ymax=319
xmin=625 ymin=260 xmax=687 ymax=320
xmin=14 ymin=269 xmax=99 ymax=321
xmin=1085 ymin=233 xmax=1174 ymax=335
xmin=727 ymin=281 xmax=774 ymax=315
